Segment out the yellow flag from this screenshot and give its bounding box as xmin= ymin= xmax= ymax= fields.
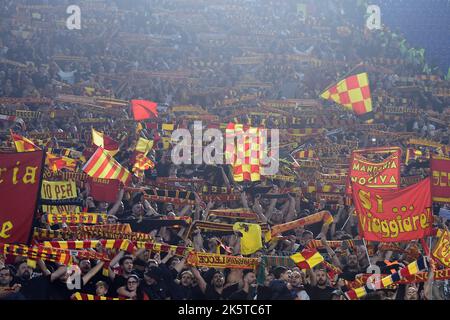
xmin=135 ymin=137 xmax=154 ymax=156
xmin=233 ymin=222 xmax=262 ymax=255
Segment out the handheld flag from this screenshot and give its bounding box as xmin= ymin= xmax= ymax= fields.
xmin=91 ymin=128 xmax=119 ymax=156
xmin=290 ymin=249 xmax=324 ymax=269
xmin=83 ymin=147 xmax=130 ymax=185
xmin=135 ymin=137 xmax=154 ymax=156
xmin=46 ymin=153 xmax=77 ymax=172
xmin=131 ymin=99 xmax=158 ymax=121
xmin=320 ymin=72 xmax=373 ymax=122
xmin=10 ymin=131 xmax=40 ymax=152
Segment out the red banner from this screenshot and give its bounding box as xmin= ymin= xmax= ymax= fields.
xmin=431 ymin=155 xmax=450 ymax=203
xmin=88 ymin=177 xmax=121 ymax=203
xmin=346 ymin=148 xmax=401 ymax=195
xmin=352 ymin=177 xmax=433 ymax=242
xmin=0 ymin=151 xmax=44 ymax=244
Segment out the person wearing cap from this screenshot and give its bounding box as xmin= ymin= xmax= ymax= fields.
xmin=137 ymin=266 xmax=169 ymax=300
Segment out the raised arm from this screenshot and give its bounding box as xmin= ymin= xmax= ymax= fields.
xmin=108 ymin=250 xmax=125 ymax=281
xmin=190 ymin=266 xmax=207 ymax=294
xmin=320 ymin=235 xmax=341 ymax=269
xmin=284 ymin=194 xmax=297 ymax=223
xmin=107 ymin=188 xmax=124 ymax=216
xmin=82 ymin=261 xmax=105 ymax=285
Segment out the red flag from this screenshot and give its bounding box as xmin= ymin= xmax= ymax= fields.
xmin=88 ymin=177 xmax=121 ymax=203
xmin=131 ymin=100 xmax=158 ymax=121
xmin=0 ymin=151 xmax=45 ymax=243
xmin=352 ymin=177 xmax=433 ymax=242
xmin=431 ymin=155 xmax=450 ymax=203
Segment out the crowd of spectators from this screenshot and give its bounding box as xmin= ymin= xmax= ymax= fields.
xmin=0 ymin=0 xmax=449 ymax=300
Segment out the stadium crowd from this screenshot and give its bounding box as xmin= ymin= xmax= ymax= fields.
xmin=0 ymin=0 xmax=449 ymax=300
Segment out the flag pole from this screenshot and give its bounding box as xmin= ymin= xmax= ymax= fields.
xmin=362 ymin=238 xmax=372 ymax=267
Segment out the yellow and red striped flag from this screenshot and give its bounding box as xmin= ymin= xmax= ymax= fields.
xmin=290 ymin=249 xmax=324 ymax=269
xmin=92 ymin=128 xmax=119 ymax=156
xmin=10 ymin=131 xmax=41 ymax=152
xmin=82 ymin=147 xmax=130 ymax=185
xmin=320 ymin=72 xmax=373 ymax=122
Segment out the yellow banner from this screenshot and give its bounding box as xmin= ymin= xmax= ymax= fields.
xmin=433 ymin=229 xmax=450 ymax=267
xmin=41 ymin=180 xmax=79 ymax=213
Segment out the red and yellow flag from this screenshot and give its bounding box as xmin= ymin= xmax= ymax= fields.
xmin=10 ymin=132 xmax=40 ymax=152
xmin=92 ymin=128 xmax=119 ymax=156
xmin=290 ymin=249 xmax=324 ymax=269
xmin=225 ymin=123 xmax=262 ymax=182
xmin=45 ymin=153 xmax=77 ymax=172
xmin=320 ymin=72 xmax=373 ymax=122
xmin=83 ymin=147 xmax=130 ymax=185
xmin=132 ymin=153 xmax=155 ymax=177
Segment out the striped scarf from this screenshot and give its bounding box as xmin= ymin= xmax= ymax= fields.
xmin=135 ymin=242 xmax=193 ymax=256
xmin=271 ymin=211 xmax=333 ymax=237
xmin=345 ymin=256 xmax=428 ymax=300
xmin=39 ymin=239 xmax=135 ymax=253
xmin=0 ymin=244 xmax=73 ymax=265
xmin=347 ymin=268 xmax=450 ymax=289
xmin=142 ymin=191 xmax=196 ymax=205
xmin=71 ymin=292 xmax=125 ymax=300
xmin=67 ymin=224 xmax=132 ymax=234
xmin=43 ymin=213 xmax=107 ymax=225
xmin=201 ymin=185 xmax=235 ymax=194
xmin=186 ymin=252 xmax=258 ymax=270
xmin=207 ymin=209 xmax=259 ymax=221
xmin=190 ymin=221 xmax=270 ymax=236
xmin=43 ymin=170 xmax=89 ymax=182
xmin=156 ymin=177 xmax=205 ymax=184
xmin=306 ymin=239 xmax=363 ymax=250
xmin=200 ymin=194 xmax=241 ymax=203
xmin=32 ymin=227 xmax=152 ymax=242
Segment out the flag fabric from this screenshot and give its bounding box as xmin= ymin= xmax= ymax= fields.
xmin=345 ymin=256 xmax=428 ymax=300
xmin=225 ymin=123 xmax=262 ymax=182
xmin=10 ymin=132 xmax=40 ymax=152
xmin=88 ymin=177 xmax=121 ymax=203
xmin=432 ymin=229 xmax=450 ymax=267
xmin=82 ymin=147 xmax=130 ymax=185
xmin=405 ymin=148 xmax=428 ymax=165
xmin=91 ymin=128 xmax=119 ymax=156
xmin=131 ymin=99 xmax=158 ymax=121
xmin=45 ymin=153 xmax=77 ymax=172
xmin=135 ymin=137 xmax=154 ymax=156
xmin=132 ymin=153 xmax=155 ymax=177
xmin=320 ymin=72 xmax=373 ymax=122
xmin=232 ymin=222 xmax=263 ymax=255
xmin=0 ymin=151 xmax=45 ymax=243
xmin=290 ymin=249 xmax=324 ymax=269
xmin=430 ymin=155 xmax=450 ymax=203
xmin=352 ymin=177 xmax=433 ymax=242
